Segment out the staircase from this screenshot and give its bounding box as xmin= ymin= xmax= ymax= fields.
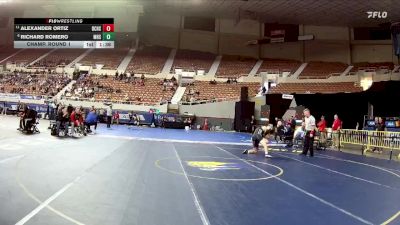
xmin=393 ymin=65 xmax=400 ymax=73
xmin=117 ymin=48 xmax=136 ymax=73
xmin=249 ymin=59 xmax=263 ymax=77
xmin=292 ymin=63 xmax=308 ymax=78
xmin=28 ymin=49 xmax=57 ymax=67
xmin=0 ymin=49 xmax=24 ymax=64
xmin=66 ymin=49 xmax=93 ymax=68
xmin=55 ymin=80 xmax=76 ymax=100
xmin=208 ymin=55 xmax=222 ymax=77
xmin=171 ymin=86 xmax=186 ymax=104
xmin=341 ymin=65 xmax=354 ymax=76
xmin=161 ymin=49 xmax=177 ymax=74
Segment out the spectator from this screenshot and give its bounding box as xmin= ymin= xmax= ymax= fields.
xmin=290 ymin=116 xmax=296 ymax=131
xmin=374 ymin=117 xmax=386 ymax=153
xmin=275 ymin=120 xmax=285 ymax=142
xmin=203 ymin=118 xmax=209 ymax=130
xmin=70 ymin=108 xmax=84 ymax=136
xmin=85 ymin=108 xmax=98 ymax=134
xmin=317 ymin=115 xmax=327 ymax=146
xmin=113 ymin=111 xmax=120 ymax=125
xmin=332 ymin=114 xmax=342 ymax=149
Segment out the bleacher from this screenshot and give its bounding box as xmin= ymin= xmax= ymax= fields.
xmin=3 ymin=49 xmax=50 ymax=67
xmin=31 ymin=49 xmax=85 ymax=68
xmin=216 ymin=55 xmax=257 ymax=78
xmin=0 ymin=73 xmax=71 ymax=97
xmin=351 ymin=62 xmax=394 ymax=73
xmin=78 ymin=48 xmax=129 ymax=69
xmin=65 ymin=75 xmax=175 ymax=105
xmin=172 ymin=49 xmax=215 ymax=73
xmin=126 ymin=46 xmax=170 ymax=75
xmin=299 ymin=61 xmax=348 ymax=79
xmin=258 ymin=58 xmax=302 ymax=75
xmin=0 ymin=47 xmax=19 ymax=64
xmin=268 ymin=82 xmax=362 ymax=94
xmin=182 ymin=81 xmax=260 ymax=102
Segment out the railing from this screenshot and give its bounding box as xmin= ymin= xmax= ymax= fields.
xmin=339 ymin=129 xmax=400 ymax=160
xmin=0 ymin=92 xmax=51 ymax=101
xmin=179 ymin=97 xmax=239 ymax=105
xmin=62 ymin=96 xmax=164 ymax=106
xmin=298 ymin=72 xmax=342 ymax=79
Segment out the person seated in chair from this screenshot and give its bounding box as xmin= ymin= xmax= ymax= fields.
xmin=54 ymin=106 xmax=68 ymax=136
xmin=24 ymin=109 xmax=37 ymax=133
xmin=18 ymin=103 xmax=28 ymax=131
xmin=70 ymin=107 xmax=85 ymax=136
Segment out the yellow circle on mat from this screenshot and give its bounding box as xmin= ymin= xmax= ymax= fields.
xmin=155 ymin=156 xmax=284 ymax=181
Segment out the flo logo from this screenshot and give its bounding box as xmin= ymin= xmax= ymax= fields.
xmin=367 ymin=11 xmax=388 ymax=19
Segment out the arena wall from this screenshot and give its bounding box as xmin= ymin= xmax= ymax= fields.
xmin=180 ymin=29 xmax=218 ymax=54
xmin=351 ymin=41 xmax=394 ymax=63
xmin=303 ymin=25 xmax=351 ymax=63
xmin=179 ymin=101 xmax=236 ymax=119
xmin=260 ymin=42 xmax=303 ymax=61
xmin=139 ymin=17 xmax=397 ymax=65
xmin=219 ymin=19 xmax=260 ymax=58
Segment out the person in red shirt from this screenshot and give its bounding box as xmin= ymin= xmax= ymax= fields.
xmin=317 ymin=115 xmax=327 ymax=145
xmin=70 ymin=108 xmax=84 ymax=136
xmin=113 ymin=111 xmax=120 ymax=125
xmin=203 ymin=118 xmax=209 ymax=131
xmin=332 ymin=114 xmax=342 ymax=148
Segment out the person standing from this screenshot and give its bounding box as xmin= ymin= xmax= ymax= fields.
xmin=250 ymin=115 xmax=257 ymax=133
xmin=317 ymin=115 xmax=327 ymax=146
xmin=374 ymin=117 xmax=386 ymax=153
xmin=106 ymin=105 xmax=112 ymax=128
xmin=113 ymin=111 xmax=120 ymax=125
xmin=332 ymin=114 xmax=342 ymax=149
xmin=301 ymin=108 xmax=316 ymax=157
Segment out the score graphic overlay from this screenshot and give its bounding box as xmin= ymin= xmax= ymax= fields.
xmin=14 ymin=18 xmax=114 ymax=49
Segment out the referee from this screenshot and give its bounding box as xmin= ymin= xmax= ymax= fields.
xmin=301 ymin=108 xmax=316 ymax=157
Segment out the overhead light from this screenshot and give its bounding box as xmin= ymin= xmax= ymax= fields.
xmin=0 ymin=0 xmax=10 ymax=3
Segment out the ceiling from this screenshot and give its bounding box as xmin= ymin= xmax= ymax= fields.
xmin=1 ymin=0 xmax=399 ymax=27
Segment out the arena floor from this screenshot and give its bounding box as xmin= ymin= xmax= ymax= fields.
xmin=1 ymin=115 xmax=400 ymax=225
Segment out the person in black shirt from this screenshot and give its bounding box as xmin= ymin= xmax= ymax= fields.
xmin=17 ymin=103 xmax=28 ymax=131
xmin=56 ymin=106 xmax=70 ymax=136
xmin=374 ymin=117 xmax=386 ymax=153
xmin=243 ymin=125 xmax=273 ymax=158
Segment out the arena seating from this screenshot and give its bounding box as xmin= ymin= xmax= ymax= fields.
xmin=299 ymin=61 xmax=348 ymax=79
xmin=268 ymin=82 xmax=362 ymax=94
xmin=258 ymin=58 xmax=302 ymax=75
xmin=216 ymin=55 xmax=257 ymax=78
xmin=351 ymin=62 xmax=394 ymax=73
xmin=31 ymin=49 xmax=85 ymax=68
xmin=126 ymin=46 xmax=171 ymax=75
xmin=65 ymin=75 xmax=176 ymax=105
xmin=78 ymin=48 xmax=130 ymax=69
xmin=182 ymin=81 xmax=260 ymax=102
xmin=0 ymin=72 xmax=71 ymax=96
xmin=172 ymin=49 xmax=215 ymax=72
xmin=3 ymin=49 xmax=50 ymax=67
xmin=0 ymin=47 xmax=19 ymax=64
